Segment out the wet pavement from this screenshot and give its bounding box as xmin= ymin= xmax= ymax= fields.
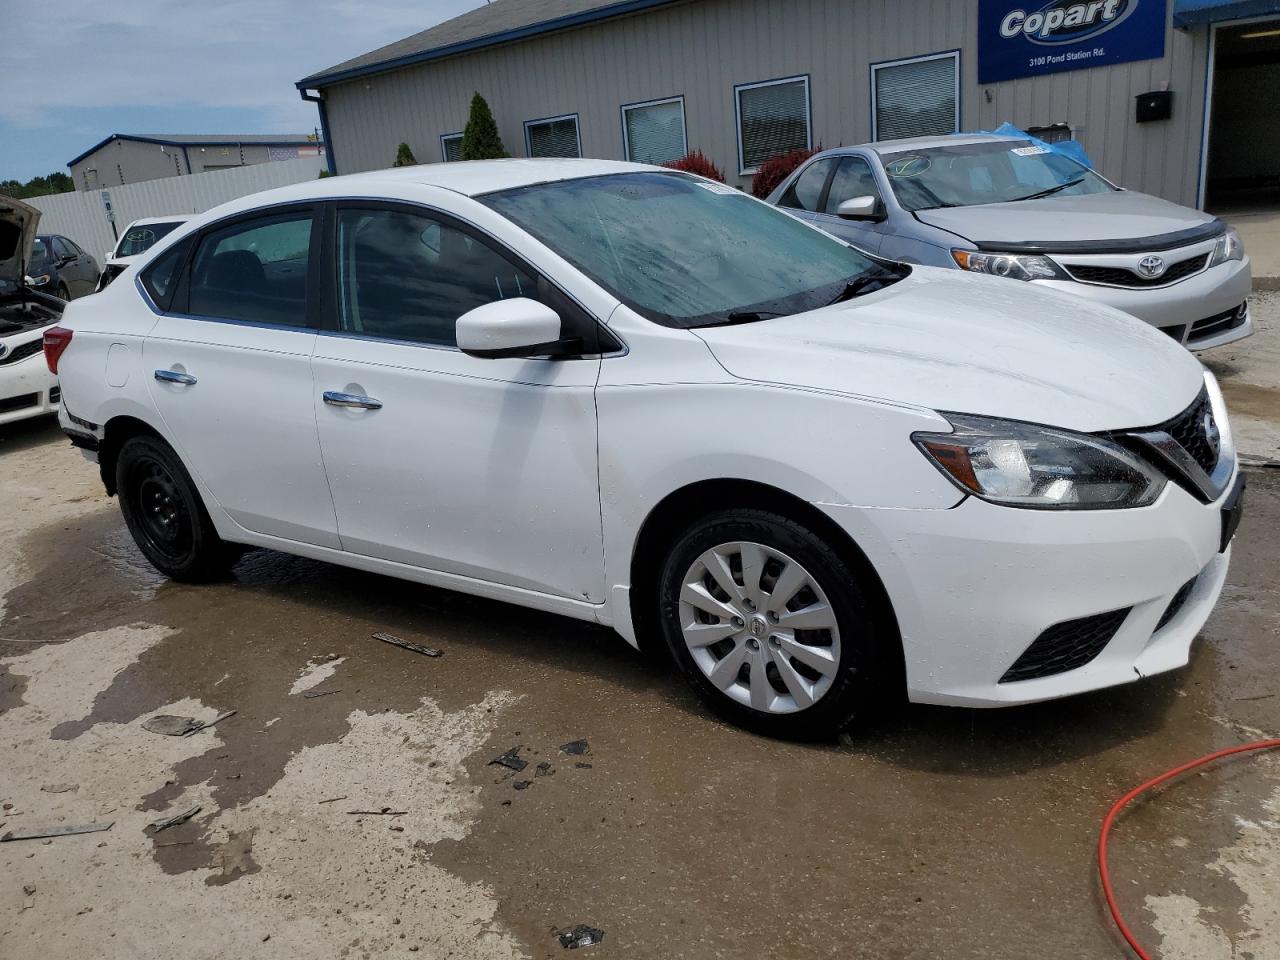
xmin=1 ymin=416 xmax=1278 ymax=960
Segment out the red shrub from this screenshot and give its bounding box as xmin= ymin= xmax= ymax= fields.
xmin=750 ymin=147 xmax=819 ymax=199
xmin=663 ymin=150 xmax=726 ymax=183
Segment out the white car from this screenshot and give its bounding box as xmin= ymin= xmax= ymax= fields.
xmin=1 ymin=195 xmax=64 ymax=425
xmin=48 ymin=160 xmax=1244 ymax=737
xmin=97 ymin=216 xmax=190 ymax=292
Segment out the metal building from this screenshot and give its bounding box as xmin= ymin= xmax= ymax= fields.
xmin=68 ymin=134 xmax=326 ymax=191
xmin=297 ymin=0 xmax=1280 ymax=210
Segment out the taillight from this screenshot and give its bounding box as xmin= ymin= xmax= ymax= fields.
xmin=43 ymin=326 xmax=73 ymax=374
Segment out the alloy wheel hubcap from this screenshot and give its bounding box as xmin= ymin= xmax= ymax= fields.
xmin=678 ymin=541 xmax=841 ymax=714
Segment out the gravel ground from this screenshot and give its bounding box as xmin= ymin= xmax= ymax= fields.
xmin=1202 ymin=290 xmax=1280 ymax=465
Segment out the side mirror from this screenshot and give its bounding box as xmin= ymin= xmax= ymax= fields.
xmin=105 ymin=250 xmax=115 ymax=261
xmin=57 ymin=254 xmax=75 ymax=266
xmin=836 ymin=196 xmax=884 ymax=222
xmin=457 ymin=297 xmax=564 ymax=359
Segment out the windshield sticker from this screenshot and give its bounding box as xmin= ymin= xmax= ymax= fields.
xmin=1011 ymin=145 xmax=1050 ymax=156
xmin=885 ymin=156 xmax=931 ymax=178
xmin=694 ymin=181 xmax=739 ymax=195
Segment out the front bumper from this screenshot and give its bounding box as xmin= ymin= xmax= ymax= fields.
xmin=1031 ymin=256 xmax=1252 ymax=350
xmin=820 ymin=470 xmax=1236 ymax=707
xmin=0 ymin=354 xmax=59 ymax=426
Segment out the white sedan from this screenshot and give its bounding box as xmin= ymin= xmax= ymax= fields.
xmin=2 ymin=195 xmax=64 ymax=425
xmin=47 ymin=160 xmax=1243 ymax=737
xmin=97 ymin=215 xmax=191 ymax=292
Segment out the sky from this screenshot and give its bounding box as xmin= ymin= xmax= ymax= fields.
xmin=0 ymin=0 xmax=486 ymax=183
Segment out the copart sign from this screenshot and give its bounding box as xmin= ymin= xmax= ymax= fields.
xmin=978 ymin=0 xmax=1167 ymax=83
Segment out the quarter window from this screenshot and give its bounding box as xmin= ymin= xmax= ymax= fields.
xmin=871 ymin=52 xmax=960 ymax=141
xmin=335 ymin=208 xmax=537 ymax=348
xmin=524 ymin=115 xmax=581 ymax=158
xmin=823 ymin=157 xmax=882 ymax=214
xmin=140 ymin=237 xmax=194 ymax=312
xmin=780 ymin=158 xmax=836 ymax=211
xmin=440 ymin=133 xmax=464 ymax=162
xmin=187 ymin=213 xmax=312 ymax=327
xmin=735 ymin=76 xmax=811 ymax=174
xmin=622 ymin=97 xmax=687 ymax=165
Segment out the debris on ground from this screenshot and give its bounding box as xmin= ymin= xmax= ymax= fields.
xmin=575 ymin=762 xmax=593 ymax=769
xmin=141 ymin=711 xmax=236 ymax=737
xmin=559 ymin=740 xmax=589 ymax=756
xmin=318 ymin=796 xmax=348 ymax=804
xmin=347 ymin=807 xmax=406 ymax=816
xmin=2 ymin=822 xmax=114 ymax=842
xmin=488 ymin=746 xmax=528 ymax=772
xmin=39 ymin=783 xmax=78 ymax=794
xmin=22 ymin=884 xmax=35 ymax=909
xmin=536 ymin=762 xmax=554 ymax=777
xmin=557 ymin=924 xmax=605 ymax=949
xmin=146 ymin=806 xmax=201 ymax=835
xmin=303 ymin=689 xmax=341 ymax=699
xmin=372 ymin=632 xmax=442 ymax=658
xmin=513 ymin=780 xmax=532 ymax=791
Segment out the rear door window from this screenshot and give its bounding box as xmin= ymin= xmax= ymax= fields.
xmin=187 ymin=212 xmax=313 ymax=327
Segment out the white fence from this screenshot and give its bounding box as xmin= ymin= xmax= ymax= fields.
xmin=28 ymin=156 xmax=326 ymax=259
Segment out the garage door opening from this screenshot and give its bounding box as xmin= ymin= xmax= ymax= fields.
xmin=1204 ymin=19 xmax=1280 ymax=213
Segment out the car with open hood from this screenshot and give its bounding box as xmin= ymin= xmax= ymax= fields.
xmin=0 ymin=195 xmax=64 ymax=425
xmin=767 ymin=134 xmax=1252 ymax=351
xmin=97 ymin=216 xmax=191 ymax=292
xmin=47 ymin=161 xmax=1243 ymax=737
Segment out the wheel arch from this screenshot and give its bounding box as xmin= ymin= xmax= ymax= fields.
xmin=98 ymin=413 xmax=169 ymax=496
xmin=627 ymin=478 xmax=904 ymax=689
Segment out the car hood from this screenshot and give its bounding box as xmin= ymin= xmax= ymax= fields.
xmin=0 ymin=195 xmax=40 ymax=285
xmin=914 ymin=189 xmax=1221 ymax=250
xmin=693 ymin=267 xmax=1206 ymax=433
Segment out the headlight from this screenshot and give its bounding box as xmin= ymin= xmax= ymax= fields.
xmin=913 ymin=414 xmax=1166 ymax=510
xmin=951 ymin=249 xmax=1067 ymax=281
xmin=1208 ymin=226 xmax=1243 ymax=267
xmin=24 ymin=274 xmax=50 ymax=286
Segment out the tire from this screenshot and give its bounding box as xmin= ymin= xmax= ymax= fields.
xmin=657 ymin=509 xmax=890 ymax=739
xmin=115 ymin=434 xmax=241 ymax=582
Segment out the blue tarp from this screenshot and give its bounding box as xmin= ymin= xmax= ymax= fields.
xmin=965 ymin=122 xmax=1094 ymax=169
xmin=1174 ymin=0 xmax=1280 ymax=25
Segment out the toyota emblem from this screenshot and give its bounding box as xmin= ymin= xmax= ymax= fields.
xmin=1137 ymin=255 xmax=1166 ymax=279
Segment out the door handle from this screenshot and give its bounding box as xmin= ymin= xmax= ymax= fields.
xmin=155 ymin=369 xmax=197 ymax=386
xmin=323 ymin=390 xmax=382 ymax=410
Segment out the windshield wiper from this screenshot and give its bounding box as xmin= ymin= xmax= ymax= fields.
xmin=713 ymin=310 xmax=785 ymax=325
xmin=1011 ymin=177 xmax=1086 ymax=202
xmin=826 ymin=271 xmax=899 ymax=305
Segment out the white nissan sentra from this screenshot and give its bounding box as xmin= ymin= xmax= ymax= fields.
xmin=47 ymin=160 xmax=1244 ymax=737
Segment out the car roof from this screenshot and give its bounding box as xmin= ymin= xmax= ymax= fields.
xmin=124 ymin=215 xmax=192 ymax=227
xmin=868 ymin=134 xmax=1025 ymax=155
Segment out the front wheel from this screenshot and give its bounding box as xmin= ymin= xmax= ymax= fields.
xmin=658 ymin=509 xmax=890 ymax=739
xmin=116 ymin=434 xmax=241 ymax=582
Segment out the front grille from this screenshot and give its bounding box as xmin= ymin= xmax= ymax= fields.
xmin=999 ymin=607 xmax=1132 ymax=683
xmin=0 ymin=340 xmax=43 ymax=366
xmin=0 ymin=392 xmax=39 ymax=414
xmin=1155 ymin=577 xmax=1197 ymax=633
xmin=1065 ymin=254 xmax=1208 ymax=288
xmin=1156 ymin=387 xmax=1220 ymax=476
xmin=1188 ymin=303 xmax=1248 ymax=342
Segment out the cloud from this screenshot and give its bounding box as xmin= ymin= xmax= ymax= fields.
xmin=0 ymin=0 xmax=484 ymax=128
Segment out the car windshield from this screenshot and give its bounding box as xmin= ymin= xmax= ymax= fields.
xmin=481 ymin=171 xmax=902 ymax=328
xmin=881 ymin=139 xmax=1114 ymax=212
xmin=29 ymin=238 xmax=49 ymax=268
xmin=116 ymin=221 xmax=183 ymax=258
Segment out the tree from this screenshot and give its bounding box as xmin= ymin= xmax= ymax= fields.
xmin=461 ymin=93 xmax=507 ymax=160
xmin=393 ymin=142 xmax=417 ymax=167
xmin=0 ymin=171 xmax=74 ymax=199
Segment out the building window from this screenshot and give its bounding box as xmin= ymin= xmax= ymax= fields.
xmin=735 ymin=76 xmax=811 ymax=175
xmin=621 ymin=96 xmax=687 ymax=165
xmin=871 ymin=52 xmax=960 ymax=142
xmin=440 ymin=133 xmax=464 ymax=162
xmin=524 ymin=114 xmax=581 ymax=158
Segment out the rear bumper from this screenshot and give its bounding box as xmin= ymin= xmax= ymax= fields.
xmin=1031 ymin=257 xmax=1252 ymax=350
xmin=819 ymin=470 xmax=1235 ymax=707
xmin=0 ymin=358 xmax=59 ymax=426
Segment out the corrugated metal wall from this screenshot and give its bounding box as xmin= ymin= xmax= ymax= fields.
xmin=28 ymin=156 xmax=327 ymax=259
xmin=319 ymin=0 xmax=1210 ymax=206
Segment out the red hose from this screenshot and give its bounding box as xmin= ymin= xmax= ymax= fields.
xmin=1099 ymin=737 xmax=1280 ymax=959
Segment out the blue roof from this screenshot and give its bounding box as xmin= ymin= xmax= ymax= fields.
xmin=1173 ymin=0 xmax=1280 ymax=25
